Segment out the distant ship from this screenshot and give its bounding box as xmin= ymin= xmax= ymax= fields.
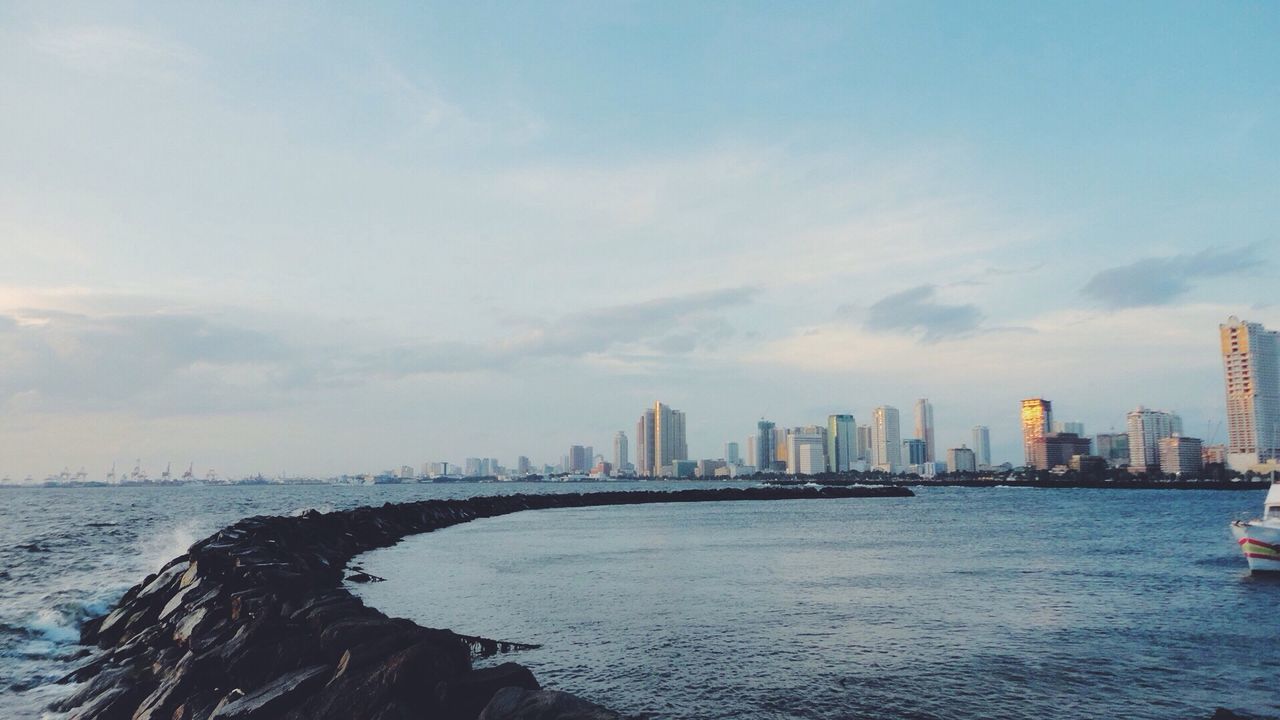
xmin=1231 ymin=474 xmax=1280 ymax=572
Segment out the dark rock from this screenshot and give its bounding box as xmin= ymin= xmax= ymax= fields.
xmin=208 ymin=664 xmax=329 ymax=719
xmin=442 ymin=662 xmax=541 ymax=720
xmin=478 ymin=687 xmax=624 ymax=720
xmin=57 ymin=486 xmax=912 ymax=720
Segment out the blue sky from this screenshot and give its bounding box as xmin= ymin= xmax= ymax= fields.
xmin=0 ymin=2 xmax=1276 ymax=477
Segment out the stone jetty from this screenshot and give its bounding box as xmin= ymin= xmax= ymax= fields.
xmin=55 ymin=485 xmax=912 ymax=720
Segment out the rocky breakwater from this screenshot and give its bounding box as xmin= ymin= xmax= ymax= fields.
xmin=54 ymin=485 xmax=912 ymax=720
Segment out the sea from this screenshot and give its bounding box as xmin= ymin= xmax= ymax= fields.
xmin=1 ymin=482 xmax=1275 ymax=719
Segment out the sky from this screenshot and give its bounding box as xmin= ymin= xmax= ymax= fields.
xmin=1 ymin=1 xmax=1277 ymax=478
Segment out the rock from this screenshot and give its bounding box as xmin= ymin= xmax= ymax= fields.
xmin=58 ymin=487 xmax=912 ymax=720
xmin=441 ymin=662 xmax=541 ymax=720
xmin=208 ymin=665 xmax=329 ymax=719
xmin=171 ymin=607 xmax=208 ymax=647
xmin=478 ymin=687 xmax=624 ymax=720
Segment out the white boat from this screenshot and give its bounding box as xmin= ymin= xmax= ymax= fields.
xmin=1231 ymin=475 xmax=1280 ymax=572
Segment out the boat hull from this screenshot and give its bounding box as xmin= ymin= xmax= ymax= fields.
xmin=1232 ymin=521 xmax=1280 ymax=572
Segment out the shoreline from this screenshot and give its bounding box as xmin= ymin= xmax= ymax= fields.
xmin=54 ymin=485 xmax=910 ymax=720
xmin=767 ymin=477 xmax=1271 ymax=491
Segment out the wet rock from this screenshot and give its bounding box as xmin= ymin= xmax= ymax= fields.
xmin=477 ymin=687 xmax=624 ymax=720
xmin=57 ymin=486 xmax=912 ymax=720
xmin=208 ymin=664 xmax=329 ymax=719
xmin=442 ymin=662 xmax=541 ymax=720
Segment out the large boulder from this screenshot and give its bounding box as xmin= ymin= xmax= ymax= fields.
xmin=478 ymin=687 xmax=624 ymax=720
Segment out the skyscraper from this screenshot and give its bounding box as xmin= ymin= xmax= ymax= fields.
xmin=1126 ymin=406 xmax=1181 ymax=470
xmin=903 ymin=438 xmax=927 ymax=466
xmin=567 ymin=445 xmax=590 ymax=473
xmin=1052 ymin=421 xmax=1086 ymax=436
xmin=756 ymin=420 xmax=776 ymax=471
xmin=786 ymin=426 xmax=827 ymax=475
xmin=1095 ymin=432 xmax=1129 ymax=467
xmin=724 ymin=441 xmax=740 ymax=465
xmin=871 ymin=406 xmax=902 ymax=473
xmin=827 ymin=414 xmax=856 ymax=473
xmin=613 ymin=431 xmax=629 ymax=473
xmin=772 ymin=426 xmax=789 ymax=466
xmin=856 ymin=424 xmax=872 ymax=462
xmin=1021 ymin=398 xmax=1052 ymax=467
xmin=1221 ymin=316 xmax=1280 ymax=470
xmin=971 ymin=425 xmax=991 ymax=467
xmin=948 ymin=446 xmax=977 ymax=473
xmin=1159 ymin=435 xmax=1204 ymax=477
xmin=914 ymin=399 xmax=936 ymax=463
xmin=636 ymin=402 xmax=687 ymax=476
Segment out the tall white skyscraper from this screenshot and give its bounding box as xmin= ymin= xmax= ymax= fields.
xmin=1127 ymin=406 xmax=1181 ymax=470
xmin=914 ymin=399 xmax=935 ymax=463
xmin=971 ymin=425 xmax=991 ymax=467
xmin=786 ymin=426 xmax=827 ymax=475
xmin=1221 ymin=316 xmax=1280 ymax=469
xmin=636 ymin=402 xmax=687 ymax=476
xmin=827 ymin=414 xmax=856 ymax=473
xmin=871 ymin=406 xmax=902 ymax=473
xmin=613 ymin=431 xmax=629 ymax=473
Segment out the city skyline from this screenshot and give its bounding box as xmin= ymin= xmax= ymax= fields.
xmin=1 ymin=4 xmax=1277 ymax=478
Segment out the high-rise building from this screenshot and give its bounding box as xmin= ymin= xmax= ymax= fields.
xmin=827 ymin=414 xmax=856 ymax=473
xmin=567 ymin=445 xmax=590 ymax=473
xmin=516 ymin=456 xmax=531 ymax=474
xmin=755 ymin=420 xmax=776 ymax=471
xmin=1159 ymin=435 xmax=1204 ymax=477
xmin=745 ymin=435 xmax=757 ymax=470
xmin=903 ymin=438 xmax=928 ymax=466
xmin=1095 ymin=432 xmax=1130 ymax=467
xmin=1021 ymin=398 xmax=1053 ymax=467
xmin=1127 ymin=407 xmax=1181 ymax=470
xmin=464 ymin=457 xmax=483 ymax=477
xmin=856 ymin=424 xmax=872 ymax=461
xmin=914 ymin=399 xmax=936 ymax=463
xmin=1221 ymin=316 xmax=1280 ymax=470
xmin=971 ymin=426 xmax=992 ymax=467
xmin=772 ymin=426 xmax=789 ymax=466
xmin=636 ymin=402 xmax=688 ymax=476
xmin=1028 ymin=432 xmax=1092 ymax=470
xmin=1052 ymin=421 xmax=1085 ymax=436
xmin=724 ymin=441 xmax=740 ymax=465
xmin=786 ymin=426 xmax=827 ymax=475
xmin=871 ymin=406 xmax=902 ymax=473
xmin=613 ymin=431 xmax=629 ymax=473
xmin=948 ymin=446 xmax=977 ymax=473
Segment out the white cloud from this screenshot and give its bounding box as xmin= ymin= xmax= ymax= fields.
xmin=30 ymin=25 xmax=197 ymax=80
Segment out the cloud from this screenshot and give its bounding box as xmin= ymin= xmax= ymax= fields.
xmin=861 ymin=285 xmax=983 ymax=342
xmin=0 ymin=287 xmax=758 ymax=414
xmin=366 ymin=286 xmax=758 ymax=378
xmin=0 ymin=307 xmax=306 ymax=414
xmin=29 ymin=25 xmax=196 ymax=80
xmin=1081 ymin=245 xmax=1263 ymax=309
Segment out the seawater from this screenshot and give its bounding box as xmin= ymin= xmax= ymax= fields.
xmin=0 ymin=481 xmax=702 ymax=719
xmin=351 ymin=486 xmax=1278 ymax=720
